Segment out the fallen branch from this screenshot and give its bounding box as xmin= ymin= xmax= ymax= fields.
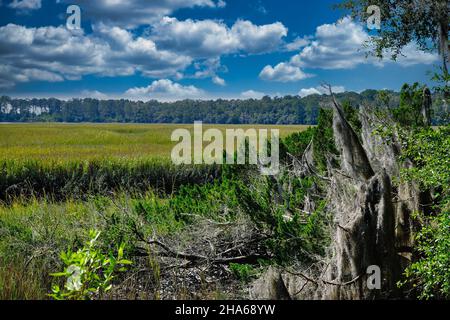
xmin=143 ymin=239 xmax=208 ymax=262
xmin=135 ymin=242 xmax=266 ymax=265
xmin=283 ymin=267 xmax=362 ymax=287
xmin=133 ymin=225 xmax=268 ymax=266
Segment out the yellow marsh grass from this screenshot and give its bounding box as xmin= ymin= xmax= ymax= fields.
xmin=0 ymin=123 xmax=310 ymax=161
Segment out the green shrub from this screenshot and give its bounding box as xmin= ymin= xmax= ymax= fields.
xmin=401 ymin=208 xmax=450 ymax=300
xmin=230 ymin=263 xmax=258 ymax=283
xmin=282 ymin=127 xmax=316 ymax=158
xmin=50 ymin=230 xmax=132 ymax=300
xmin=393 ymin=83 xmax=428 ymax=127
xmin=236 ymin=175 xmax=329 ymax=263
xmin=398 ymin=125 xmax=450 ymax=299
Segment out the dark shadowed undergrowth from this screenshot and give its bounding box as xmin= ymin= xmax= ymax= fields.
xmin=0 ymin=159 xmax=221 ymax=203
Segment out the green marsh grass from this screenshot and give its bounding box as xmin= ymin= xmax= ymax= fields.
xmin=0 ymin=123 xmax=309 ymax=161
xmin=0 ymin=123 xmax=309 ymax=201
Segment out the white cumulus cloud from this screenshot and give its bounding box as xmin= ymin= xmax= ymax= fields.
xmin=0 ymin=23 xmax=192 ymax=87
xmin=0 ymin=12 xmax=289 ymax=87
xmin=60 ymin=0 xmax=225 ymax=28
xmin=212 ymin=76 xmax=226 ymax=86
xmin=8 ymin=0 xmax=41 ymax=10
xmin=151 ymin=17 xmax=288 ymax=58
xmin=125 ymin=79 xmax=204 ymax=101
xmin=259 ymin=62 xmax=312 ymax=82
xmin=299 ymin=85 xmax=345 ymax=97
xmin=80 ymin=90 xmax=109 ymax=99
xmin=241 ymin=90 xmax=266 ymax=99
xmin=261 ymin=17 xmax=439 ymax=82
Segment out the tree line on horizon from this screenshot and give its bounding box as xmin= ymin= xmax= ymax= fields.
xmin=0 ymin=89 xmax=448 ymax=125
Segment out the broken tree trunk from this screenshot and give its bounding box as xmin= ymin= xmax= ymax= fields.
xmin=322 ymin=170 xmax=400 ymax=299
xmin=329 ymin=89 xmax=374 ymax=181
xmin=250 ymin=91 xmax=441 ymax=299
xmin=310 ymin=93 xmax=400 ymax=299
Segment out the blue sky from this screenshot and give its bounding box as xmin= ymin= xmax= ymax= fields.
xmin=0 ymin=0 xmax=440 ymax=100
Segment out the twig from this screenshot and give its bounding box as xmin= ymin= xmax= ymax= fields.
xmin=283 ymin=267 xmax=362 ymax=287
xmin=178 ymin=213 xmax=234 ymax=226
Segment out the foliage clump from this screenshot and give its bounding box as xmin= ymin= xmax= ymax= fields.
xmin=398 ymin=125 xmax=450 ymax=299
xmin=50 ymin=230 xmax=132 ymax=300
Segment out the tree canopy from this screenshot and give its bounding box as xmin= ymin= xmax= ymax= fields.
xmin=337 ymin=0 xmax=449 ymax=73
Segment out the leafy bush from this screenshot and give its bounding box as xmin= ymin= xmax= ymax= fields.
xmin=399 ymin=125 xmax=450 ymax=299
xmin=393 ymin=83 xmax=429 ymax=127
xmin=133 ymin=177 xmax=241 ymax=234
xmin=282 ymin=104 xmax=360 ymax=172
xmin=229 ymin=263 xmax=258 ymax=283
xmin=50 ymin=230 xmax=132 ymax=300
xmin=236 ymin=174 xmax=329 ymax=263
xmin=401 ymin=126 xmax=450 ymax=189
xmin=282 ymin=127 xmax=315 ymax=157
xmin=401 ymin=208 xmax=450 ymax=299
